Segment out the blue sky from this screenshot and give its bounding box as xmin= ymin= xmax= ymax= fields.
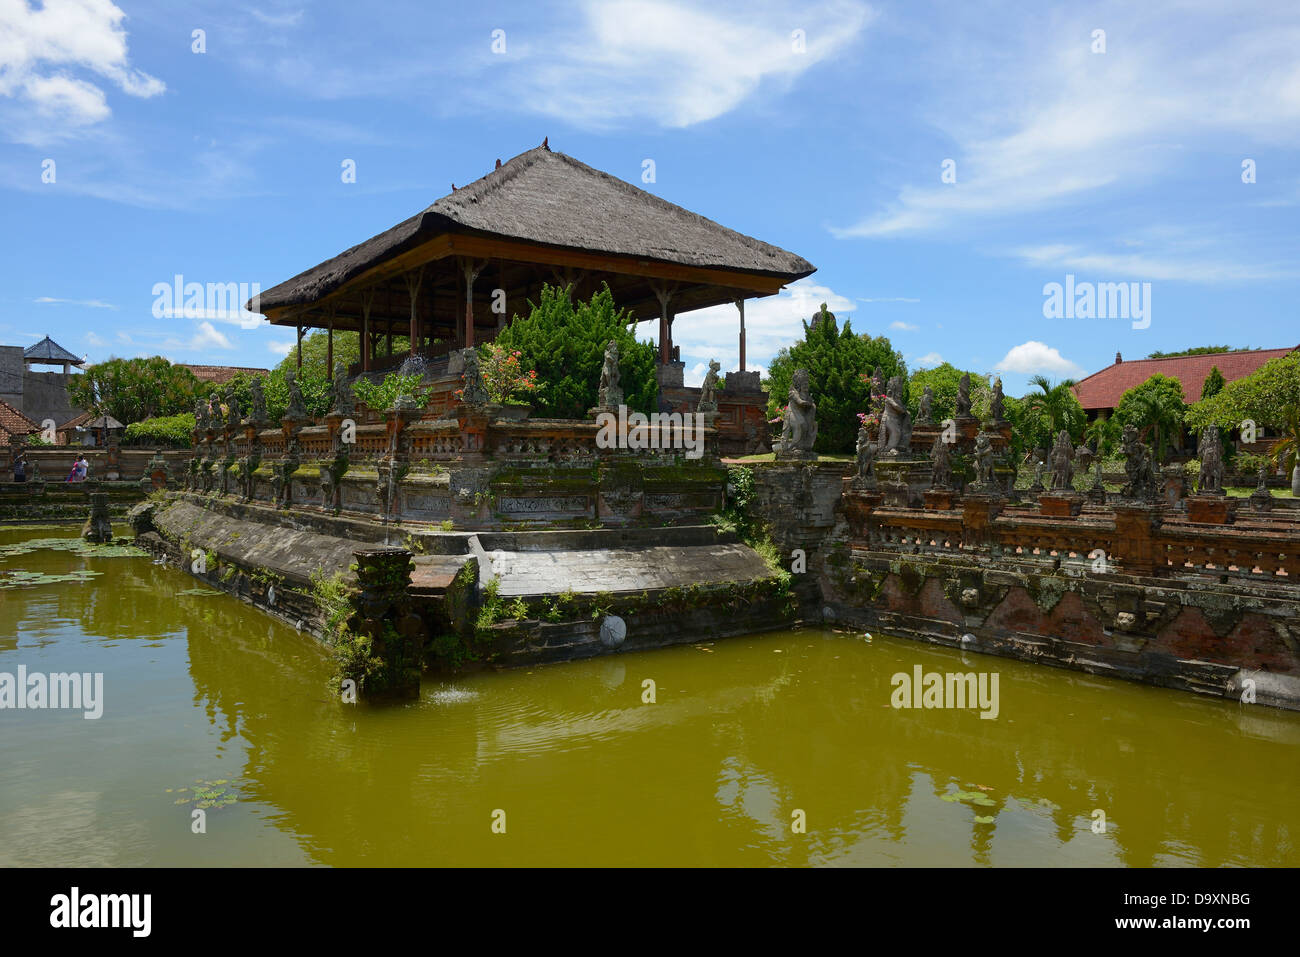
xmin=1 ymin=0 xmax=1297 ymax=395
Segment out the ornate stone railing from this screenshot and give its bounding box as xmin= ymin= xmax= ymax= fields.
xmin=844 ymin=489 xmax=1299 ymax=581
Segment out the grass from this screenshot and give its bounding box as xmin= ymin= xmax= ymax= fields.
xmin=726 ymin=452 xmax=854 ymax=463
xmin=1225 ymin=486 xmax=1296 ymax=499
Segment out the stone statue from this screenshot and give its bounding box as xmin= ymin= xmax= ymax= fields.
xmin=1075 ymin=442 xmax=1094 ymax=477
xmin=250 ymin=375 xmax=267 ymax=424
xmin=777 ymin=368 xmax=818 ymax=456
xmin=285 ymin=368 xmax=307 ymax=420
xmin=1030 ymin=456 xmax=1046 ymax=491
xmin=917 ymin=385 xmax=934 ymax=425
xmin=459 ymin=347 xmax=489 ymax=406
xmin=223 ymin=384 xmax=240 ymax=428
xmin=1049 ymin=430 xmax=1074 ymax=490
xmin=973 ymin=432 xmax=995 ymax=488
xmin=276 ymin=438 xmax=300 ymax=508
xmin=930 ymin=435 xmax=953 ymax=489
xmin=698 ymin=359 xmax=721 ymax=414
xmin=1257 ymin=463 xmax=1269 ymax=492
xmin=194 ymin=397 xmax=209 ymax=432
xmin=1197 ymin=425 xmax=1225 ymax=494
xmin=597 ymin=340 xmax=622 ymax=409
xmin=331 ymin=361 xmax=354 ymax=416
xmin=877 ymin=375 xmax=912 ymax=455
xmin=852 ymin=424 xmax=878 ymax=490
xmin=1121 ymin=425 xmax=1159 ymax=502
xmin=209 ymin=394 xmax=224 ymax=430
xmin=810 ymin=302 xmax=836 ymax=332
xmin=990 ymin=377 xmax=1005 ymax=422
xmin=955 ymin=373 xmax=972 ymax=418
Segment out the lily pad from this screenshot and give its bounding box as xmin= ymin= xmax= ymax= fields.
xmin=974 ymin=815 xmax=996 ymax=824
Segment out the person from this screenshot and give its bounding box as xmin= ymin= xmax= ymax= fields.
xmin=76 ymin=455 xmax=89 ymax=481
xmin=13 ymin=453 xmax=26 ymax=483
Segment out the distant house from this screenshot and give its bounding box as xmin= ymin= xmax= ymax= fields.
xmin=179 ymin=364 xmax=271 ymax=385
xmin=0 ymin=335 xmax=87 ymax=433
xmin=1073 ymin=348 xmax=1298 ymax=417
xmin=0 ymin=399 xmax=39 ymax=445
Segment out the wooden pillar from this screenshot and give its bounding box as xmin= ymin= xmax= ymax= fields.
xmin=296 ymin=324 xmax=303 ymax=370
xmin=735 ymin=298 xmax=746 ymax=371
xmin=462 ymin=258 xmax=485 ymax=349
xmin=326 ymin=305 xmax=334 ymax=375
xmin=652 ymin=283 xmax=676 ymax=365
xmin=405 ymin=268 xmax=424 ymax=358
xmin=360 ymin=291 xmax=373 ymax=372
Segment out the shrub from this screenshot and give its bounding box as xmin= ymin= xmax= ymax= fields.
xmin=494 ymin=283 xmax=657 ymax=418
xmin=352 ymin=371 xmax=431 ymax=412
xmin=478 ymin=342 xmax=540 ymax=405
xmin=123 ymin=412 xmax=196 ymax=448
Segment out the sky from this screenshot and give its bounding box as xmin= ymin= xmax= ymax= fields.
xmin=1 ymin=0 xmax=1297 ymax=396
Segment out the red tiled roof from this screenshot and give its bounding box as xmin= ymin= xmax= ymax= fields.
xmin=180 ymin=364 xmax=271 ymax=384
xmin=57 ymin=411 xmax=92 ymax=432
xmin=1072 ymin=347 xmax=1298 ymax=411
xmin=0 ymin=399 xmax=39 ymax=443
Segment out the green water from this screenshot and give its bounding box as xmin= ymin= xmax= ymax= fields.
xmin=1 ymin=525 xmax=1297 ymax=867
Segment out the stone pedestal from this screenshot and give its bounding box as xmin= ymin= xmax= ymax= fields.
xmin=923 ymin=488 xmax=958 ymax=511
xmin=1038 ymin=492 xmax=1084 ymax=518
xmin=1161 ymin=465 xmax=1188 ymax=509
xmin=655 ymin=360 xmax=685 ymax=390
xmin=843 ymin=490 xmax=883 ymax=539
xmin=961 ymin=493 xmax=1003 ymax=549
xmin=1186 ymin=494 xmax=1235 ymax=525
xmin=82 ymin=492 xmax=113 ymax=543
xmin=954 ymin=415 xmax=980 ymax=447
xmin=1250 ymin=487 xmax=1273 ymax=512
xmin=349 ymin=547 xmax=426 ymax=701
xmin=1113 ymin=504 xmax=1166 ymax=577
xmin=1087 ymin=483 xmax=1106 ymax=505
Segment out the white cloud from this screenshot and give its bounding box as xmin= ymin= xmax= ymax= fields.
xmin=163 ymin=321 xmax=234 ymax=352
xmin=888 ymin=321 xmax=919 ymax=331
xmin=501 ymin=0 xmax=873 ymax=128
xmin=0 ymin=0 xmax=165 ymax=142
xmin=912 ymin=352 xmax=943 ymax=368
xmin=85 ymin=331 xmax=105 ymax=346
xmin=995 ymin=340 xmax=1085 ymax=378
xmin=250 ymin=8 xmax=305 ymax=28
xmin=35 ymin=296 xmax=118 ymax=309
xmin=1014 ymin=243 xmax=1296 ymax=282
xmin=267 ymin=340 xmax=294 ymax=357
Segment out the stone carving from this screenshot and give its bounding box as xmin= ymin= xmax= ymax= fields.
xmin=929 ymin=435 xmax=953 ymax=489
xmin=955 ymin=373 xmax=972 ymax=418
xmin=331 ymin=361 xmax=355 ymax=416
xmin=1029 ymin=456 xmax=1046 ymax=492
xmin=275 ymin=438 xmax=299 ymax=508
xmin=990 ymin=377 xmax=1005 ymax=422
xmin=972 ymin=432 xmax=995 ymax=489
xmin=458 ymin=347 xmax=489 ymax=407
xmin=1197 ymin=425 xmax=1225 ymax=494
xmin=1075 ymin=442 xmax=1094 ymax=477
xmin=249 ymin=375 xmax=267 ymax=424
xmin=209 ymin=394 xmax=224 ymax=431
xmin=285 ymin=368 xmax=307 ymax=420
xmin=776 ymin=368 xmax=817 ymax=457
xmin=810 ymin=302 xmax=836 ymax=332
xmin=1049 ymin=430 xmax=1074 ymax=490
xmin=852 ymin=424 xmax=878 ymax=490
xmin=82 ymin=492 xmax=113 ymax=544
xmin=877 ymin=375 xmax=912 ymax=455
xmin=917 ymin=385 xmax=934 ymax=425
xmin=595 ymin=340 xmax=623 ymax=410
xmin=195 ymin=397 xmax=209 ymax=432
xmin=698 ymin=359 xmax=721 ymax=414
xmin=1120 ymin=424 xmax=1159 ymax=502
xmin=224 ymin=383 xmax=241 ymax=426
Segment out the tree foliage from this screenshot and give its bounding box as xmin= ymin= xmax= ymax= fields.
xmin=1200 ymin=365 xmax=1226 ymax=401
xmin=1114 ymin=373 xmax=1187 ymax=463
xmin=765 ymin=306 xmax=907 ymax=454
xmin=1146 ymin=345 xmax=1253 ymax=359
xmin=907 ymin=363 xmax=987 ymax=424
xmin=493 ymin=283 xmax=657 ymax=419
xmin=1188 ymin=351 xmax=1300 ymax=474
xmin=1020 ymin=375 xmax=1085 ymax=452
xmin=66 ymin=356 xmax=209 ymax=425
xmin=122 ymin=412 xmax=196 ymax=448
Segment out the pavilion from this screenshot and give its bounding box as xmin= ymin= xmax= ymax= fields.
xmin=249 ymin=142 xmax=815 ymax=383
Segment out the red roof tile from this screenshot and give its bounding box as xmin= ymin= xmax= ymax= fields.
xmin=1072 ymin=347 xmax=1298 ymax=411
xmin=179 ymin=364 xmax=271 ymax=384
xmin=0 ymin=399 xmax=39 ymax=443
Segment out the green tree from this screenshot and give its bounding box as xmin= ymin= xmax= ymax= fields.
xmin=1020 ymin=375 xmax=1085 ymax=451
xmin=1188 ymin=350 xmax=1300 ymax=482
xmin=907 ymin=363 xmax=988 ymax=423
xmin=67 ymin=356 xmax=209 ymax=425
xmin=1114 ymin=373 xmax=1187 ymax=463
xmin=1147 ymin=345 xmax=1252 ymax=359
xmin=493 ymin=283 xmax=657 ymax=418
xmin=766 ymin=305 xmax=907 ymax=454
xmin=1084 ymin=415 xmax=1122 ymax=457
xmin=1200 ymin=365 xmax=1226 ymax=400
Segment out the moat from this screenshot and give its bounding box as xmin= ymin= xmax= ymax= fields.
xmin=3 ymin=525 xmax=1296 ymax=867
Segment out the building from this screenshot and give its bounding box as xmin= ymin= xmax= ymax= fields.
xmin=179 ymin=364 xmax=271 ymax=385
xmin=0 ymin=335 xmax=87 ymax=433
xmin=0 ymin=399 xmax=39 ymax=445
xmin=249 ymin=142 xmax=815 ymax=386
xmin=1072 ymin=347 xmax=1298 ymax=418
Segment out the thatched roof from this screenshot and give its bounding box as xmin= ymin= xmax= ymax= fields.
xmin=254 ymin=145 xmax=815 ymax=312
xmin=25 ymin=335 xmax=83 ymax=365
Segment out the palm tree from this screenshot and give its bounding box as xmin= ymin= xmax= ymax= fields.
xmin=1268 ymin=406 xmax=1300 ymax=495
xmin=1023 ymin=375 xmax=1081 ymax=448
xmin=1084 ymin=415 xmax=1121 ymax=457
xmin=1121 ymin=391 xmax=1185 ymax=464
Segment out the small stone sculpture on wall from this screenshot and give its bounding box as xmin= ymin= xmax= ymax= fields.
xmin=930 ymin=435 xmax=953 ymax=489
xmin=1050 ymin=430 xmax=1074 ymax=490
xmin=776 ymin=368 xmax=818 ymax=458
xmin=698 ymin=359 xmax=721 ymax=414
xmin=1197 ymin=425 xmax=1225 ymax=494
